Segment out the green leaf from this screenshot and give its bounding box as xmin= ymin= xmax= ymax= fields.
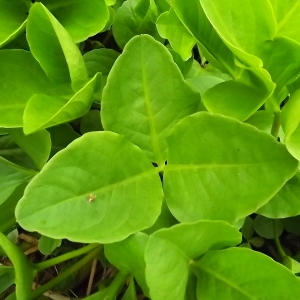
xmin=27 ymin=3 xmax=88 ymax=91
xmin=47 ymin=124 xmax=80 ymax=157
xmin=164 ymin=112 xmax=298 ymax=223
xmin=281 ymin=90 xmax=300 ymax=161
xmin=0 ymin=157 xmax=36 ymax=206
xmin=283 ymin=256 xmax=300 ymax=274
xmin=0 ymin=232 xmax=35 ymax=300
xmin=80 ymin=110 xmax=103 ymax=134
xmin=23 ymin=73 xmax=101 ymax=134
xmin=257 ymin=171 xmax=300 ymax=218
xmin=153 ymin=0 xmax=170 ymax=14
xmin=200 ymin=0 xmax=275 ymax=67
xmin=245 ymin=111 xmax=274 ymax=133
xmin=0 ymin=50 xmax=56 ymax=128
xmin=102 ymin=35 xmax=200 ymax=165
xmin=6 ymin=129 xmax=51 ymax=170
xmin=283 ymin=216 xmax=300 ymax=235
xmin=202 ymin=67 xmax=275 ymax=121
xmin=105 ymin=233 xmax=149 ymax=296
xmin=191 ymin=247 xmax=300 ymax=299
xmin=145 ymin=220 xmax=241 ymax=300
xmin=269 ymin=0 xmax=300 ymax=44
xmin=249 ymin=237 xmax=265 ymax=248
xmin=253 ymin=215 xmax=284 ymax=239
xmin=0 ymin=265 xmax=15 ymax=294
xmin=156 ymin=9 xmax=196 ymax=61
xmin=40 ymin=0 xmax=110 ymax=42
xmin=16 ymin=132 xmax=163 ymax=243
xmin=38 ymin=236 xmax=62 ymax=255
xmin=112 ymin=0 xmax=161 ymax=49
xmin=0 ymin=0 xmax=28 ymax=47
xmin=167 ymin=49 xmax=193 ymax=78
xmin=121 ymin=277 xmax=138 ymax=300
xmin=241 ymin=216 xmax=254 ymax=241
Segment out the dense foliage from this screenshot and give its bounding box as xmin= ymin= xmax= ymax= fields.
xmin=1 ymin=0 xmax=300 ymax=299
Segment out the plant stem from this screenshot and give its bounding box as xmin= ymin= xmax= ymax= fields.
xmin=35 ymin=243 xmax=101 ymax=272
xmin=30 ymin=245 xmax=102 ymax=299
xmin=271 ymin=111 xmax=281 ymax=138
xmin=273 ymin=220 xmax=286 ymax=260
xmin=0 ymin=218 xmax=16 ymax=234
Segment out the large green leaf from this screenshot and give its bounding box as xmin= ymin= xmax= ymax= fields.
xmin=23 ymin=73 xmax=101 ymax=134
xmin=0 ymin=157 xmax=36 ymax=206
xmin=16 ymin=132 xmax=163 ymax=243
xmin=164 ymin=112 xmax=298 ymax=223
xmin=102 ymin=35 xmax=200 ymax=166
xmin=269 ymin=0 xmax=300 ymax=44
xmin=27 ymin=3 xmax=88 ymax=91
xmin=112 ymin=0 xmax=161 ymax=49
xmin=200 ymin=0 xmax=275 ymax=67
xmin=191 ymin=248 xmax=300 ymax=299
xmin=105 ymin=233 xmax=149 ymax=296
xmin=6 ymin=129 xmax=51 ymax=170
xmin=156 ymin=8 xmax=196 ymax=61
xmin=40 ymin=0 xmax=110 ymax=42
xmin=0 ymin=0 xmax=28 ymax=47
xmin=0 ymin=50 xmax=56 ymax=128
xmin=281 ymin=90 xmax=300 ymax=161
xmin=257 ymin=171 xmax=300 ymax=218
xmin=145 ymin=220 xmax=241 ymax=300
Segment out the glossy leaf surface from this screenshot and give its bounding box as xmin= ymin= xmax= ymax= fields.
xmin=102 ymin=35 xmax=200 ymax=165
xmin=164 ymin=112 xmax=298 ymax=223
xmin=145 ymin=220 xmax=241 ymax=300
xmin=192 ymin=248 xmax=300 ymax=299
xmin=16 ymin=132 xmax=163 ymax=243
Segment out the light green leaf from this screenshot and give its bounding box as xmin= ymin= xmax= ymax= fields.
xmin=112 ymin=0 xmax=161 ymax=49
xmin=39 ymin=0 xmax=110 ymax=42
xmin=164 ymin=112 xmax=298 ymax=223
xmin=23 ymin=73 xmax=101 ymax=134
xmin=0 ymin=157 xmax=36 ymax=206
xmin=153 ymin=0 xmax=170 ymax=14
xmin=145 ymin=220 xmax=241 ymax=300
xmin=245 ymin=111 xmax=274 ymax=133
xmin=38 ymin=236 xmax=62 ymax=255
xmin=167 ymin=49 xmax=193 ymax=78
xmin=269 ymin=0 xmax=300 ymax=44
xmin=105 ymin=233 xmax=149 ymax=296
xmin=0 ymin=50 xmax=56 ymax=128
xmin=6 ymin=129 xmax=51 ymax=170
xmin=202 ymin=67 xmax=275 ymax=121
xmin=253 ymin=215 xmax=283 ymax=239
xmin=16 ymin=132 xmax=163 ymax=243
xmin=192 ymin=247 xmax=300 ymax=299
xmin=257 ymin=171 xmax=300 ymax=218
xmin=200 ymin=0 xmax=275 ymax=67
xmin=281 ymin=90 xmax=300 ymax=160
xmin=105 ymin=0 xmax=116 ymax=6
xmin=0 ymin=265 xmax=14 ymax=294
xmin=102 ymin=35 xmax=200 ymax=166
xmin=156 ymin=9 xmax=196 ymax=61
xmin=27 ymin=3 xmax=88 ymax=91
xmin=0 ymin=0 xmax=28 ymax=47
xmin=283 ymin=256 xmax=300 ymax=274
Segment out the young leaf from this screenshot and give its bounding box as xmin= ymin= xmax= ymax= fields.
xmin=23 ymin=73 xmax=101 ymax=134
xmin=164 ymin=112 xmax=298 ymax=223
xmin=16 ymin=132 xmax=163 ymax=243
xmin=105 ymin=233 xmax=149 ymax=296
xmin=38 ymin=236 xmax=62 ymax=255
xmin=156 ymin=8 xmax=196 ymax=61
xmin=102 ymin=35 xmax=200 ymax=166
xmin=27 ymin=3 xmax=88 ymax=91
xmin=0 ymin=50 xmax=56 ymax=128
xmin=145 ymin=220 xmax=241 ymax=300
xmin=6 ymin=129 xmax=51 ymax=170
xmin=245 ymin=111 xmax=274 ymax=133
xmin=39 ymin=0 xmax=110 ymax=43
xmin=0 ymin=0 xmax=28 ymax=47
xmin=191 ymin=248 xmax=300 ymax=299
xmin=257 ymin=171 xmax=300 ymax=218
